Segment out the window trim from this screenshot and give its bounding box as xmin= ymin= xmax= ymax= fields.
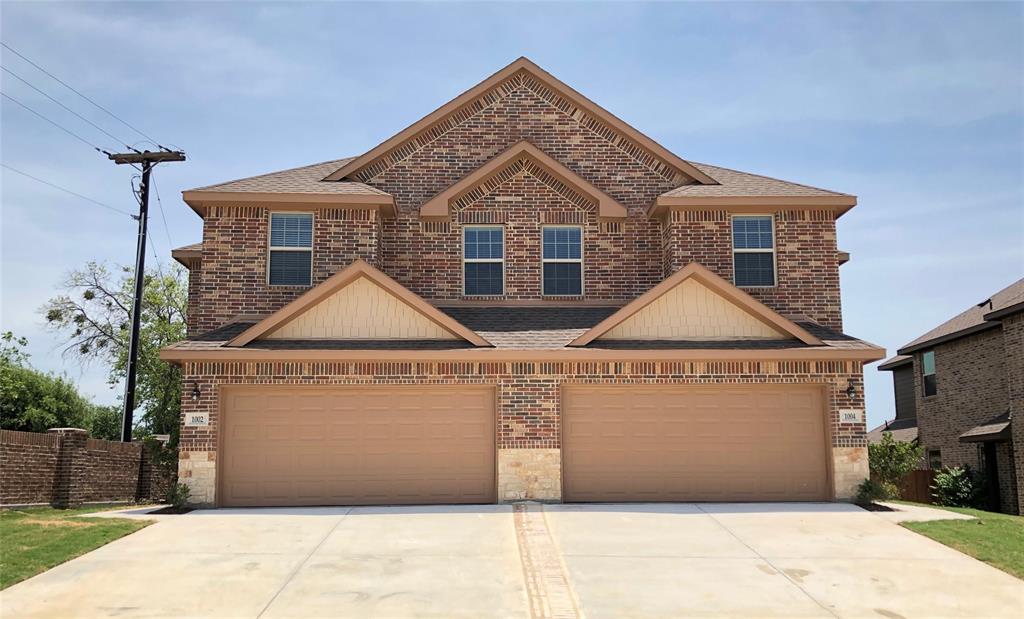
xmin=731 ymin=214 xmax=777 ymax=288
xmin=462 ymin=225 xmax=505 ymax=297
xmin=267 ymin=211 xmax=314 ymax=287
xmin=541 ymin=224 xmax=585 ymax=297
xmin=921 ymin=350 xmax=937 ymax=397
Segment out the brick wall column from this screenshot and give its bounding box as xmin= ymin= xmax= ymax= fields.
xmin=1001 ymin=314 xmax=1024 ymax=514
xmin=48 ymin=428 xmax=88 ymax=509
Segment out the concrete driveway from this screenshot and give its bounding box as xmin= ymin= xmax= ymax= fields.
xmin=1 ymin=503 xmax=1021 ymax=618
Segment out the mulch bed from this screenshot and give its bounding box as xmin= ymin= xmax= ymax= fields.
xmin=148 ymin=506 xmax=193 ymax=515
xmin=856 ymin=502 xmax=895 ymax=512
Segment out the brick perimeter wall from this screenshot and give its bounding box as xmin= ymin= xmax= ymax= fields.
xmin=0 ymin=430 xmax=59 ymax=505
xmin=179 ymin=359 xmax=867 ymax=505
xmin=0 ymin=429 xmax=176 ymax=507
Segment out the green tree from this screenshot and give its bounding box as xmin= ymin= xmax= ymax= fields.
xmin=42 ymin=261 xmax=186 ymax=439
xmin=0 ymin=332 xmax=116 ymax=437
xmin=867 ymin=432 xmax=925 ymax=499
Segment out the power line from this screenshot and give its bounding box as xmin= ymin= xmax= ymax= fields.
xmin=0 ymin=41 xmax=168 ymax=149
xmin=1 ymin=162 xmax=135 ymax=218
xmin=2 ymin=65 xmax=138 ymax=152
xmin=151 ymin=173 xmax=174 ymax=250
xmin=1 ymin=91 xmax=112 ymax=156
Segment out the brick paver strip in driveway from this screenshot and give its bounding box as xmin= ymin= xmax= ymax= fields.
xmin=1 ymin=503 xmax=1022 ymax=618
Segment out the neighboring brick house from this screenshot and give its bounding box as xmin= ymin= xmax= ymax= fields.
xmin=878 ymin=279 xmax=1024 ymax=514
xmin=163 ymin=58 xmax=884 ymax=507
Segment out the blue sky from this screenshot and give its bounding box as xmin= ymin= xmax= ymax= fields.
xmin=2 ymin=1 xmax=1022 ymax=429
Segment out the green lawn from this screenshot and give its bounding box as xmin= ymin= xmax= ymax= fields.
xmin=0 ymin=505 xmax=151 ymax=589
xmin=899 ymin=503 xmax=1024 ymax=579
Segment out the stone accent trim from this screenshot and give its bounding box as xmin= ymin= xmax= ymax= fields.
xmin=179 ymin=450 xmax=216 ymax=506
xmin=499 ymin=449 xmax=562 ymax=502
xmin=832 ymin=446 xmax=868 ymax=501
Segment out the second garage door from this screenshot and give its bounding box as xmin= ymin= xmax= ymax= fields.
xmin=220 ymin=386 xmax=495 ymax=507
xmin=563 ymin=385 xmax=830 ymax=502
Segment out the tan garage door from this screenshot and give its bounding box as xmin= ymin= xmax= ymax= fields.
xmin=563 ymin=385 xmax=829 ymax=502
xmin=220 ymin=386 xmax=495 ymax=507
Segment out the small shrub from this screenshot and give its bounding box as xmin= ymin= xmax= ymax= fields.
xmin=869 ymin=432 xmax=924 ymax=489
xmin=931 ymin=466 xmax=982 ymax=507
xmin=856 ymin=478 xmax=899 ymax=504
xmin=165 ymin=482 xmax=191 ymax=509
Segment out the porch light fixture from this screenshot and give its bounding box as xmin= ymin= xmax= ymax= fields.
xmin=845 ymin=383 xmax=857 ymax=399
xmin=191 ymin=382 xmax=201 ymax=401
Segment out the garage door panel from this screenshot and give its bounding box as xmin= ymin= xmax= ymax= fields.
xmin=564 ymin=385 xmax=829 ymax=502
xmin=221 ymin=386 xmax=495 ymax=507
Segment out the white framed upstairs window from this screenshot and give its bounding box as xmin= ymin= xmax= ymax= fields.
xmin=732 ymin=215 xmax=776 ymax=287
xmin=542 ymin=226 xmax=583 ymax=296
xmin=268 ymin=212 xmax=313 ymax=286
xmin=463 ymin=226 xmax=504 ymax=296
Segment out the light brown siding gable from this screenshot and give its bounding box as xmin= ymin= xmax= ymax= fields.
xmin=602 ymin=277 xmax=787 ymax=340
xmin=571 ymin=262 xmax=823 ymax=346
xmin=228 ymin=259 xmax=491 ymax=346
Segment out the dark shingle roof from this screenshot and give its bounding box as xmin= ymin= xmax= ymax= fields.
xmin=898 ymin=278 xmax=1024 ymax=354
xmin=867 ymin=418 xmax=919 ymax=444
xmin=186 ymin=158 xmax=389 ymax=196
xmin=438 ymin=306 xmax=618 ymax=349
xmin=661 ymin=162 xmax=852 ymax=199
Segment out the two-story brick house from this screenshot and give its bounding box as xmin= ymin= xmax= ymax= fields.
xmin=163 ymin=58 xmax=884 ymax=507
xmin=878 ymin=279 xmax=1024 ymax=514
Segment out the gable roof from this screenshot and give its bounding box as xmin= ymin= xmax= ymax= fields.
xmin=897 ymin=278 xmax=1024 ymax=355
xmin=322 ymin=57 xmax=718 ymax=185
xmin=181 ymin=158 xmax=396 ymax=217
xmin=569 ymin=263 xmax=823 ymax=346
xmin=649 ymin=162 xmax=857 ymax=218
xmin=227 ymin=259 xmax=491 ymax=347
xmin=421 ymin=140 xmax=628 ymax=219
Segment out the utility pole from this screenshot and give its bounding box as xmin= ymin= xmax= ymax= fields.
xmin=108 ymin=150 xmax=186 ymax=441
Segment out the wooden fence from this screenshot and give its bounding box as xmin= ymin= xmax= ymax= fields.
xmin=899 ymin=469 xmax=936 ymax=504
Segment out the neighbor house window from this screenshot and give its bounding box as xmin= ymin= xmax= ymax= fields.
xmin=922 ymin=350 xmax=937 ymax=396
xmin=732 ymin=215 xmax=775 ymax=287
xmin=542 ymin=226 xmax=583 ymax=296
xmin=463 ymin=226 xmax=504 ymax=296
xmin=268 ymin=213 xmax=313 ymax=286
xmin=928 ymin=449 xmax=942 ymax=470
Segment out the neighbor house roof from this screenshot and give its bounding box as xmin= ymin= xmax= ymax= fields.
xmin=897 ymin=278 xmax=1024 ymax=355
xmin=877 ymin=354 xmax=912 ymax=371
xmin=867 ymin=417 xmax=918 ymax=444
xmin=959 ymin=411 xmax=1011 ymax=443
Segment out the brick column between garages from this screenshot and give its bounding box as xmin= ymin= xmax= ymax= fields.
xmin=48 ymin=428 xmax=88 ymax=509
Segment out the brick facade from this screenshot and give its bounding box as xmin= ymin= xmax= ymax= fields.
xmin=185 ymin=76 xmax=843 ymax=331
xmin=178 ymin=359 xmax=867 ymax=506
xmin=914 ymin=328 xmax=1008 ymax=471
xmin=1003 ymin=314 xmax=1024 ymax=514
xmin=191 ymin=206 xmax=381 ymax=334
xmin=174 ymin=61 xmax=868 ymax=508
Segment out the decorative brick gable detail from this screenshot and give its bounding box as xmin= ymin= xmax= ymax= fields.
xmin=351 ymin=70 xmax=689 ymax=185
xmin=192 ymin=205 xmax=381 ymax=333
